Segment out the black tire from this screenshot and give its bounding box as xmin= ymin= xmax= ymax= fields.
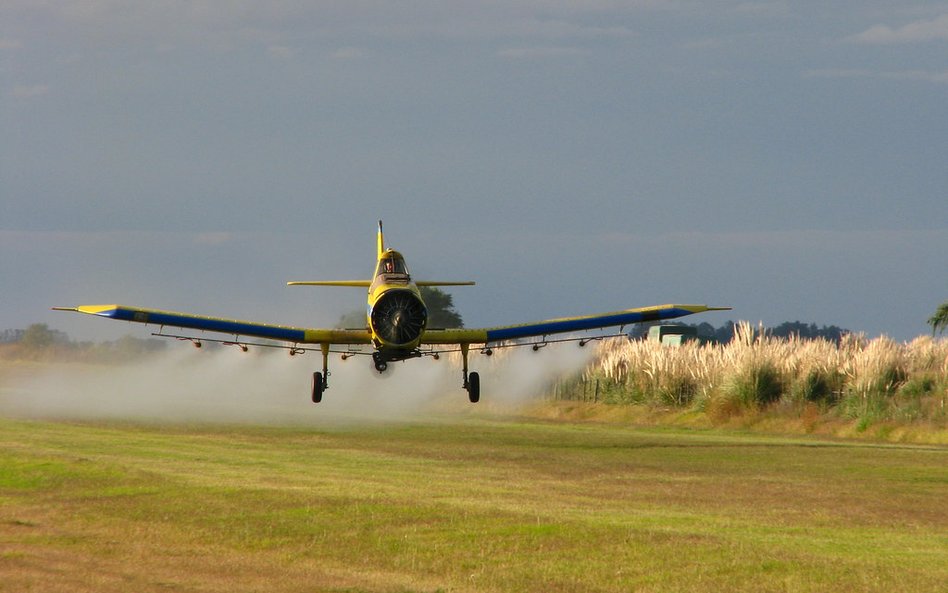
xmin=312 ymin=371 xmax=324 ymax=403
xmin=467 ymin=372 xmax=480 ymax=403
xmin=372 ymin=352 xmax=388 ymax=373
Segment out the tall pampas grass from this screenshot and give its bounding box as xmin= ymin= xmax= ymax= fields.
xmin=570 ymin=323 xmax=948 ymax=427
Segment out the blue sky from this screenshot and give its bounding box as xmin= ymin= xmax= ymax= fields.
xmin=2 ymin=1 xmax=946 ymax=342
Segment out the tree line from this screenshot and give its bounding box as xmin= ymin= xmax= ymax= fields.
xmin=630 ymin=320 xmax=851 ymax=345
xmin=0 ymin=323 xmax=167 ymax=362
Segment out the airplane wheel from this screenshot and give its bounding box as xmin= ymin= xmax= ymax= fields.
xmin=467 ymin=372 xmax=480 ymax=403
xmin=312 ymin=372 xmax=324 ymax=403
xmin=372 ymin=353 xmax=388 ymax=373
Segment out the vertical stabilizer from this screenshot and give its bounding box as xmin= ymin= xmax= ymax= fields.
xmin=377 ymin=220 xmax=385 ymax=257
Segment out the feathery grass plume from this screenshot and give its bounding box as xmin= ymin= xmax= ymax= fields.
xmin=718 ymin=322 xmax=784 ymax=409
xmin=896 ymin=336 xmax=948 ymax=422
xmin=781 ymin=335 xmax=844 ymax=404
xmin=640 ymin=341 xmax=699 ymax=406
xmin=582 ymin=322 xmax=947 ymax=428
xmin=843 ymin=334 xmax=906 ymax=399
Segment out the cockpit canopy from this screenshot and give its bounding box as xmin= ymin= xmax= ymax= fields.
xmin=376 ymin=250 xmax=409 ymax=278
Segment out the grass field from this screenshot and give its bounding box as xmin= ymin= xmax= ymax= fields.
xmin=1 ymin=416 xmax=945 ymax=592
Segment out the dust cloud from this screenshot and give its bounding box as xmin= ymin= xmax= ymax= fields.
xmin=0 ymin=340 xmax=596 ymax=426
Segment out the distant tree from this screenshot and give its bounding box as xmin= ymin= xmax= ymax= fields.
xmin=336 ymin=309 xmax=368 ymax=329
xmin=712 ymin=321 xmax=738 ymax=344
xmin=0 ymin=329 xmax=25 ymax=343
xmin=420 ymin=286 xmax=463 ymax=328
xmin=628 ymin=323 xmax=651 ymax=340
xmin=19 ymin=323 xmax=69 ymax=350
xmin=633 ymin=320 xmax=848 ymax=345
xmin=694 ymin=322 xmax=716 ymax=339
xmin=770 ymin=321 xmax=847 ymax=344
xmin=928 ymin=301 xmax=948 ymax=335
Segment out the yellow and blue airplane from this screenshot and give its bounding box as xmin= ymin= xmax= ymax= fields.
xmin=54 ymin=221 xmax=729 ymax=403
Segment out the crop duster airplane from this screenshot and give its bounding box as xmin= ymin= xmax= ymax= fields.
xmin=54 ymin=221 xmax=729 ymax=403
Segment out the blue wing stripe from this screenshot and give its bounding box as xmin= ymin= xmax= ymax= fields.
xmin=484 ymin=307 xmax=692 ymax=342
xmin=92 ymin=306 xmax=307 ymax=342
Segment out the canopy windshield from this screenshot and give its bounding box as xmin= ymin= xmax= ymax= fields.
xmin=376 ymin=251 xmax=409 ymax=277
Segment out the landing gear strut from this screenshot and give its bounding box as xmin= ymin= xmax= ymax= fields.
xmin=461 ymin=343 xmax=480 ymax=403
xmin=312 ymin=343 xmax=330 ymax=403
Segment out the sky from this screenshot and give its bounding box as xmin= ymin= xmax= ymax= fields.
xmin=1 ymin=1 xmax=946 ymax=343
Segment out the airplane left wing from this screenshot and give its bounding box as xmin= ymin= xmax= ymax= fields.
xmin=421 ymin=304 xmax=730 ymax=345
xmin=52 ymin=305 xmax=372 ymax=345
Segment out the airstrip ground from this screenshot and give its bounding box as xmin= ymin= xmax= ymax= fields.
xmin=1 ymin=416 xmax=945 ymax=592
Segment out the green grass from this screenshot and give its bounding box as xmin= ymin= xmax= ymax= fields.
xmin=1 ymin=417 xmax=946 ymax=592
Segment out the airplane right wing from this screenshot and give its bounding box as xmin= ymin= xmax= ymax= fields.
xmin=421 ymin=304 xmax=730 ymax=345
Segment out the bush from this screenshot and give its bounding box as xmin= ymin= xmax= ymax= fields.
xmin=794 ymin=369 xmax=844 ymax=404
xmin=725 ymin=362 xmax=784 ymax=408
xmin=899 ymin=375 xmax=937 ymax=399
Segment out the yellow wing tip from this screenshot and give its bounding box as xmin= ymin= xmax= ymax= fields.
xmin=643 ymin=304 xmax=731 ymax=314
xmin=683 ymin=305 xmax=731 ymax=311
xmin=53 ymin=304 xmax=122 ymax=315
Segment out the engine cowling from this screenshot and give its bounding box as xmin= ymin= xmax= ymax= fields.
xmin=370 ymin=289 xmax=428 ymax=346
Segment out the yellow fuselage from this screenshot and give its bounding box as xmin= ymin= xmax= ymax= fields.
xmin=367 ymin=249 xmax=428 ymax=355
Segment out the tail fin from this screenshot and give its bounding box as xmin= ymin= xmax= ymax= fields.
xmin=377 ymin=220 xmax=385 ymax=258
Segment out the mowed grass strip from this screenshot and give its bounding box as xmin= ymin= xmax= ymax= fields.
xmin=1 ymin=418 xmax=945 ymax=593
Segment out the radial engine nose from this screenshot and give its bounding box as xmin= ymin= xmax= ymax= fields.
xmin=370 ymin=289 xmax=427 ymax=346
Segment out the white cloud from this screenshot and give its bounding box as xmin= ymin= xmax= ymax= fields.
xmin=331 ymin=47 xmax=367 ymax=60
xmin=7 ymin=1 xmax=641 ymax=50
xmin=56 ymin=53 xmax=83 ymax=64
xmin=267 ymin=45 xmax=295 ymax=59
xmin=496 ymin=46 xmax=589 ymax=59
xmin=193 ymin=232 xmax=233 ymax=246
xmin=11 ymin=84 xmax=49 ymax=98
xmin=493 ymin=19 xmax=633 ymax=40
xmin=846 ymin=13 xmax=948 ymax=44
xmin=731 ymin=2 xmax=788 ymax=18
xmin=600 ymin=228 xmax=948 ymax=255
xmin=804 ymin=68 xmax=948 ymax=84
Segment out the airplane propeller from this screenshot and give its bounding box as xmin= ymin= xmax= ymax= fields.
xmin=371 ymin=290 xmax=427 ymax=345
